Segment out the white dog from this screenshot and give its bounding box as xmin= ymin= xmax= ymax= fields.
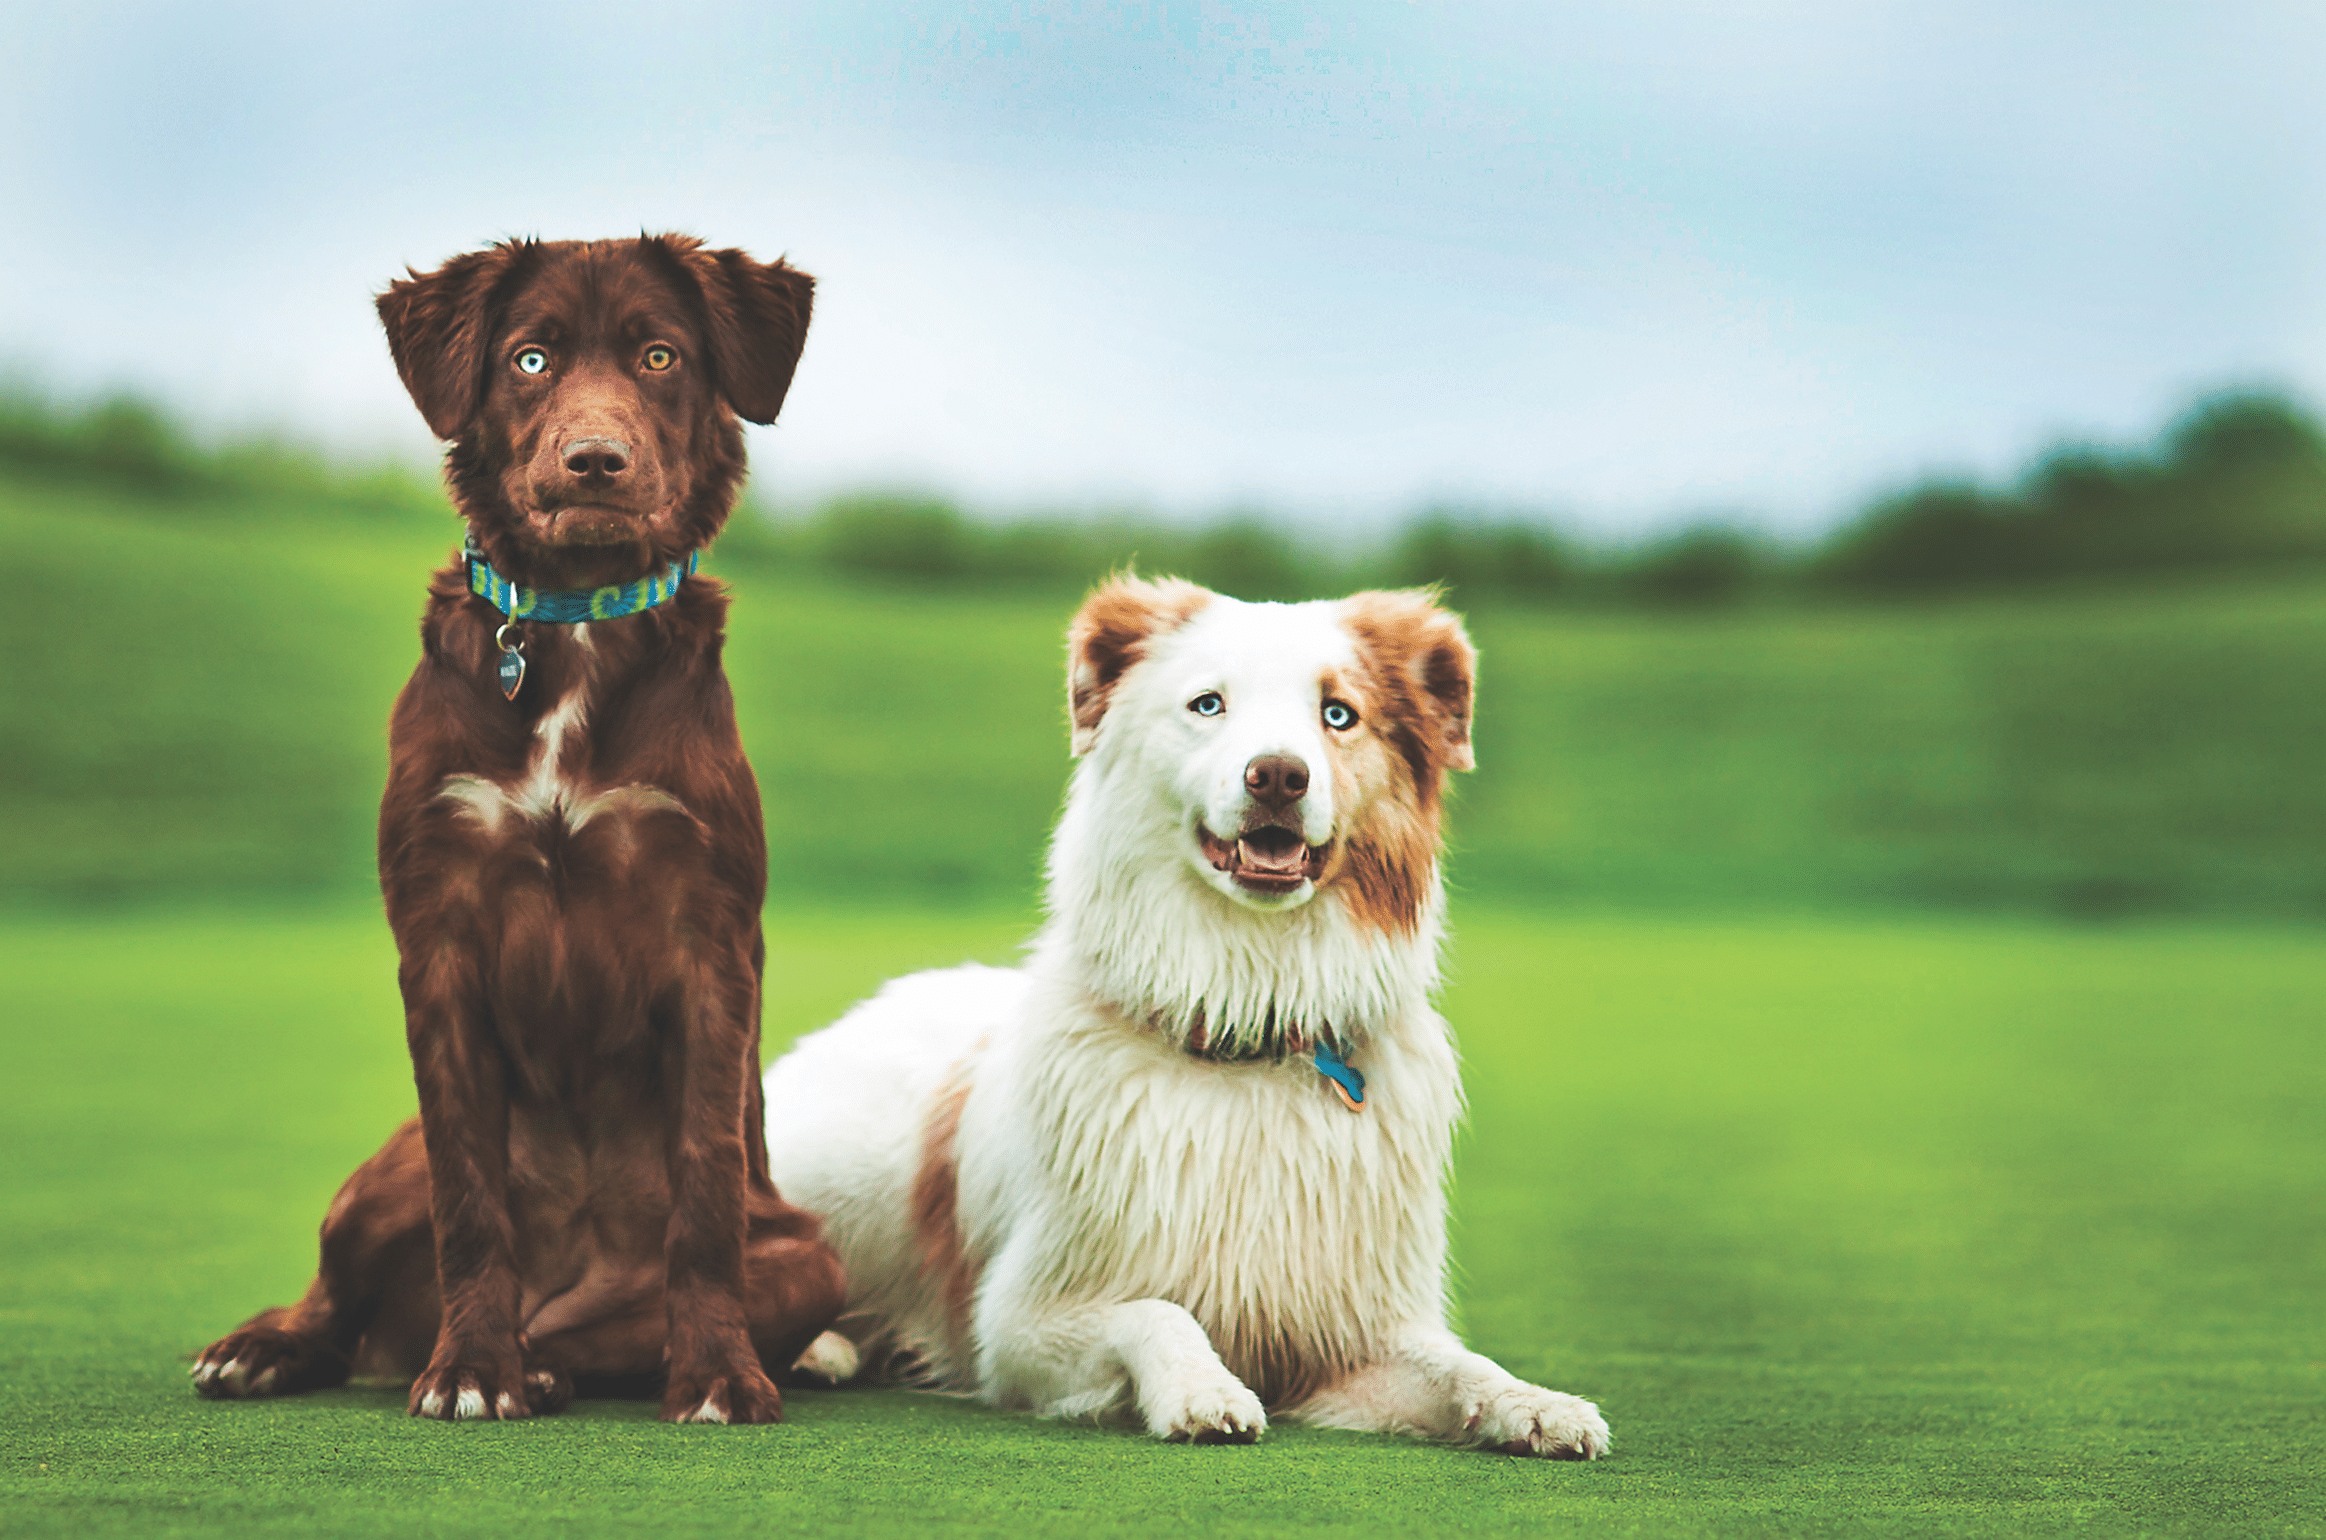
xmin=764 ymin=576 xmax=1610 ymax=1458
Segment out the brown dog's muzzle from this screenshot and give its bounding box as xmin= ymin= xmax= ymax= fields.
xmin=562 ymin=437 xmax=631 ymax=479
xmin=525 ymin=417 xmax=668 ymax=545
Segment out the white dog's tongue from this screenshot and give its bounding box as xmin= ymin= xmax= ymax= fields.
xmin=1237 ymin=835 xmax=1307 ymax=875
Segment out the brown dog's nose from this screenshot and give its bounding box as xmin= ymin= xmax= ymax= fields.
xmin=1243 ymin=754 xmax=1310 ymax=809
xmin=563 ymin=437 xmax=631 ymax=478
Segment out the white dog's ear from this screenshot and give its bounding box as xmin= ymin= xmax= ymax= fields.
xmin=1340 ymin=590 xmax=1478 ymax=775
xmin=1065 ymin=574 xmax=1213 ymax=755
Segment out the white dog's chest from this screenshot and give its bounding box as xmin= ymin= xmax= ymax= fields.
xmin=961 ymin=1015 xmax=1460 ymax=1393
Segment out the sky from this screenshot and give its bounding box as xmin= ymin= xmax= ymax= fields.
xmin=6 ymin=1 xmax=2324 ymax=535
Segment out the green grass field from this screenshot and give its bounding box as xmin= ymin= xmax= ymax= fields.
xmin=3 ymin=906 xmax=2319 ymax=1538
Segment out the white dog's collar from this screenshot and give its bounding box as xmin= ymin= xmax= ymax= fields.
xmin=1145 ymin=1007 xmax=1366 ymax=1111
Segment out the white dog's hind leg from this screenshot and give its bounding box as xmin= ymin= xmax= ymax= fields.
xmin=1291 ymin=1326 xmax=1609 ymax=1459
xmin=789 ymin=1330 xmax=860 ymax=1385
xmin=981 ymin=1298 xmax=1267 ymax=1443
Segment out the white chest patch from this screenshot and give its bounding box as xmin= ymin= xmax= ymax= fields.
xmin=435 ymin=685 xmax=681 ymax=835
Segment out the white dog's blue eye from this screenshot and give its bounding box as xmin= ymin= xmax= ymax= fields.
xmin=515 ymin=348 xmax=548 ymax=375
xmin=1189 ymin=692 xmax=1225 ymax=717
xmin=1322 ymin=700 xmax=1357 ymax=730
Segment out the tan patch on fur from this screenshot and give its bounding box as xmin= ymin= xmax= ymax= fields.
xmin=1066 ymin=573 xmax=1213 ymax=755
xmin=910 ymin=1061 xmax=979 ymax=1359
xmin=1336 ymin=802 xmax=1443 ymax=937
xmin=1326 ymin=591 xmax=1479 ymax=936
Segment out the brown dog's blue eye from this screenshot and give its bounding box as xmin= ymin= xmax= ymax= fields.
xmin=642 ymin=345 xmax=676 ymax=372
xmin=1322 ymin=700 xmax=1357 ymax=730
xmin=514 ymin=348 xmax=548 ymax=375
xmin=1189 ymin=692 xmax=1224 ymax=717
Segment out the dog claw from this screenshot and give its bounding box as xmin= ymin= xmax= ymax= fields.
xmin=191 ymin=1324 xmax=350 ymax=1400
xmin=410 ymin=1363 xmax=533 ymax=1422
xmin=663 ymin=1368 xmax=782 ymax=1425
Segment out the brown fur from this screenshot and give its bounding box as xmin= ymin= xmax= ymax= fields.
xmin=1326 ymin=591 xmax=1477 ymax=936
xmin=1067 ymin=573 xmax=1213 ymax=755
xmin=194 ymin=236 xmax=842 ymax=1424
xmin=909 ymin=1065 xmax=980 ymax=1365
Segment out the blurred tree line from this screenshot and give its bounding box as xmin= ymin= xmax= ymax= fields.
xmin=0 ymin=387 xmax=447 ymax=518
xmin=732 ymin=391 xmax=2326 ymax=603
xmin=9 ymin=383 xmax=2324 ymax=605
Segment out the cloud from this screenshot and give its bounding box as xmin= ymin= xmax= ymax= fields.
xmin=6 ymin=0 xmax=2323 ymax=531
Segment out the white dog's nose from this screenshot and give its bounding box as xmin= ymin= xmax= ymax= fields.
xmin=1242 ymin=754 xmax=1309 ymax=810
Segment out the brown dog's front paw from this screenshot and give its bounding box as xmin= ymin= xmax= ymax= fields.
xmin=409 ymin=1358 xmax=536 ymax=1422
xmin=663 ymin=1361 xmax=784 ymax=1425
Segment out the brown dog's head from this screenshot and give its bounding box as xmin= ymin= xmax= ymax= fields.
xmin=377 ymin=234 xmax=813 ymax=578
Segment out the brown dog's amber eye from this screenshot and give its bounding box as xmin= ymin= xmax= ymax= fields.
xmin=643 ymin=345 xmax=677 ymax=372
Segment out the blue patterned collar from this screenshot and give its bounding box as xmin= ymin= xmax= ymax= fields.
xmin=463 ymin=533 xmax=698 ymax=625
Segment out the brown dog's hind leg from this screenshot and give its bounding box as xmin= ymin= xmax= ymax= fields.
xmin=193 ymin=1299 xmax=355 ymax=1400
xmin=745 ymin=1201 xmax=849 ymax=1385
xmin=194 ymin=1120 xmax=437 ymax=1399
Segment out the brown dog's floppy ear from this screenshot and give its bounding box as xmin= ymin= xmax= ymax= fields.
xmin=1341 ymin=590 xmax=1478 ymax=775
xmin=654 ymin=236 xmax=815 ymax=425
xmin=1066 ymin=574 xmax=1213 ymax=756
xmin=376 ymin=242 xmax=530 ymax=441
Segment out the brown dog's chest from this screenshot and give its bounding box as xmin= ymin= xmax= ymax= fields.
xmin=439 ymin=690 xmax=702 ymax=1019
xmin=382 ymin=623 xmax=760 ymax=1078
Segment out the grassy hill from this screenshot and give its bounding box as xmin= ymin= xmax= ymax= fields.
xmin=4 ymin=466 xmax=2322 ymax=917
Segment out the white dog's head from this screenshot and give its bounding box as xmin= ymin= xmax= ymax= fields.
xmin=1064 ymin=574 xmax=1476 ymax=936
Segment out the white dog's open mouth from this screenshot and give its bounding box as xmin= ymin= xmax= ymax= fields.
xmin=1198 ymin=824 xmax=1329 ymax=894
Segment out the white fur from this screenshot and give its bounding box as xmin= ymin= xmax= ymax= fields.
xmin=435 ymin=682 xmax=590 ymax=833
xmin=791 ymin=1330 xmax=861 ymax=1385
xmin=436 ymin=678 xmax=683 ymax=835
xmin=763 ymin=593 xmax=1609 ymax=1457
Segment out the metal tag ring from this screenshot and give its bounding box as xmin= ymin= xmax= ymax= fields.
xmin=494 ymin=620 xmax=524 ymax=651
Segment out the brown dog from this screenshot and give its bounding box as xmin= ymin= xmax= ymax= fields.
xmin=192 ymin=235 xmax=844 ymax=1423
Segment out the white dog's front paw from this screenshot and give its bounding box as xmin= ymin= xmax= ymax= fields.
xmin=1465 ymin=1381 xmax=1610 ymax=1460
xmin=1142 ymin=1371 xmax=1268 ymax=1444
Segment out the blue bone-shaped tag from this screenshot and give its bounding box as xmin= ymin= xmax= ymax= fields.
xmin=1313 ymin=1042 xmax=1366 ymax=1111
